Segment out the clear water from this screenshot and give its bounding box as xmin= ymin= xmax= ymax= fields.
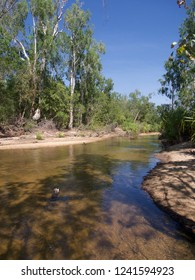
xmin=0 ymin=136 xmax=194 ymax=259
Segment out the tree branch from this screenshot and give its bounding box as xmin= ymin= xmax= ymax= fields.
xmin=32 ymin=15 xmax=37 ymax=73
xmin=14 ymin=38 xmax=31 ymax=65
xmin=0 ymin=0 xmax=18 ymax=19
xmin=53 ymin=0 xmax=68 ymax=37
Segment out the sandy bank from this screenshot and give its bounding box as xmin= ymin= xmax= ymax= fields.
xmin=0 ymin=126 xmax=160 ymax=150
xmin=0 ymin=133 xmax=117 ymax=150
xmin=142 ymin=142 xmax=195 ymax=235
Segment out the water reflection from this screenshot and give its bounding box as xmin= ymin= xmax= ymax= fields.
xmin=0 ymin=136 xmax=194 ymax=259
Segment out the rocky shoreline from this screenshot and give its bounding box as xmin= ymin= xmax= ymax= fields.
xmin=142 ymin=142 xmax=195 ymax=235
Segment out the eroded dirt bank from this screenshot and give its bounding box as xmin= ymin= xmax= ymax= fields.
xmin=142 ymin=142 xmax=195 ymax=235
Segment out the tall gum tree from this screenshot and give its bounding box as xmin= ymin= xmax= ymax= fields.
xmin=28 ymin=0 xmax=68 ymax=115
xmin=78 ymin=42 xmax=106 ymax=125
xmin=64 ymin=1 xmax=106 ymax=129
xmin=0 ymin=0 xmax=30 ymax=121
xmin=64 ymin=1 xmax=92 ymax=129
xmin=0 ymin=0 xmax=68 ymax=119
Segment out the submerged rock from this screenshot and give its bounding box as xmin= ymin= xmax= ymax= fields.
xmin=50 ymin=187 xmax=60 ymax=201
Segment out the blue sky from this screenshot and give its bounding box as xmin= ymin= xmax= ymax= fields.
xmin=67 ymin=0 xmax=187 ymax=105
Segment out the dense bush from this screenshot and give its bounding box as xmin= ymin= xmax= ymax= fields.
xmin=160 ymin=107 xmax=192 ymax=143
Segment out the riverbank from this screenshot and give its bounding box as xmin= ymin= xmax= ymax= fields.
xmin=142 ymin=141 xmax=195 ymax=235
xmin=0 ymin=130 xmax=119 ymax=150
xmin=0 ymin=123 xmax=160 ymax=150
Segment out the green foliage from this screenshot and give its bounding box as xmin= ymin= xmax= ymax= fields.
xmin=30 ymin=0 xmax=55 ymax=19
xmin=159 ymin=0 xmax=195 ymax=143
xmin=0 ymin=96 xmax=16 ymax=123
xmin=88 ymin=89 xmax=160 ymax=135
xmin=159 ymin=106 xmax=191 ymax=142
xmin=149 ymin=122 xmax=161 ymax=133
xmin=185 ymin=111 xmax=195 ymax=142
xmin=57 ymin=132 xmax=65 ymax=138
xmin=0 ymin=74 xmax=23 ymax=123
xmin=89 ymin=92 xmax=110 ymax=126
xmin=24 ymin=120 xmax=37 ymax=132
xmin=139 ymin=122 xmax=151 ymax=133
xmin=41 ymin=80 xmax=69 ymax=128
xmin=179 ymin=0 xmax=195 ymax=61
xmin=55 ymin=111 xmax=69 ymax=129
xmin=122 ymin=120 xmax=160 ymax=136
xmin=64 ymin=0 xmax=103 ymax=129
xmin=0 ymin=1 xmax=160 ymax=134
xmin=122 ymin=121 xmax=139 ymax=136
xmin=36 ymin=131 xmax=44 ymax=140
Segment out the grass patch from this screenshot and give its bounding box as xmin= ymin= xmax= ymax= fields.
xmin=36 ymin=132 xmax=44 ymax=140
xmin=57 ymin=132 xmax=65 ymax=138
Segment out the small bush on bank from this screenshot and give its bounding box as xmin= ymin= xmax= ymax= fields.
xmin=185 ymin=111 xmax=195 ymax=142
xmin=36 ymin=132 xmax=44 ymax=140
xmin=122 ymin=121 xmax=140 ymax=136
xmin=160 ymin=107 xmax=192 ymax=143
xmin=57 ymin=132 xmax=65 ymax=138
xmin=54 ymin=112 xmax=69 ymax=129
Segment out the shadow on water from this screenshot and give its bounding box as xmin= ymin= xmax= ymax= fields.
xmin=0 ymin=136 xmax=195 ymax=259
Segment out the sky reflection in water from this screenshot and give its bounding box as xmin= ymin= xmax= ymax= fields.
xmin=0 ymin=136 xmax=194 ymax=260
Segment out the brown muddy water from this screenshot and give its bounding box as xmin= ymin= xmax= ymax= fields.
xmin=0 ymin=136 xmax=194 ymax=260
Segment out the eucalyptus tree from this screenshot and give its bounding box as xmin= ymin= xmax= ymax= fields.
xmin=0 ymin=0 xmax=29 ymax=121
xmin=78 ymin=41 xmax=106 ymax=125
xmin=0 ymin=0 xmax=68 ymax=120
xmin=27 ymin=0 xmax=68 ymax=115
xmin=159 ymin=58 xmax=183 ymax=109
xmin=64 ymin=1 xmax=94 ymax=129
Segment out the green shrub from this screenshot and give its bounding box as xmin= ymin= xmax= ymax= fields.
xmin=185 ymin=111 xmax=195 ymax=142
xmin=57 ymin=132 xmax=65 ymax=138
xmin=122 ymin=121 xmax=139 ymax=135
xmin=139 ymin=122 xmax=151 ymax=133
xmin=36 ymin=132 xmax=44 ymax=140
xmin=150 ymin=123 xmax=161 ymax=132
xmin=160 ymin=107 xmax=191 ymax=143
xmin=55 ymin=111 xmax=69 ymax=129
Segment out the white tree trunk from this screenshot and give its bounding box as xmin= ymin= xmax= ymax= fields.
xmin=68 ymin=50 xmax=76 ymax=129
xmin=31 ymin=15 xmax=37 ymax=116
xmin=68 ymin=69 xmax=75 ymax=129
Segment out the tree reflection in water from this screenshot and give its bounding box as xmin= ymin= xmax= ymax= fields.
xmin=0 ymin=136 xmax=194 ymax=259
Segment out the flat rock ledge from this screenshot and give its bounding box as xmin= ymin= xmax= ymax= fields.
xmin=142 ymin=142 xmax=195 ymax=235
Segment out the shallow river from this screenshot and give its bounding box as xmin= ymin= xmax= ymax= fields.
xmin=0 ymin=136 xmax=194 ymax=260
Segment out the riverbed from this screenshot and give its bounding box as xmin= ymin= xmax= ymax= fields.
xmin=0 ymin=136 xmax=194 ymax=259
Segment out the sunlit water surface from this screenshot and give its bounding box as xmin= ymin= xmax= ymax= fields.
xmin=0 ymin=136 xmax=194 ymax=259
